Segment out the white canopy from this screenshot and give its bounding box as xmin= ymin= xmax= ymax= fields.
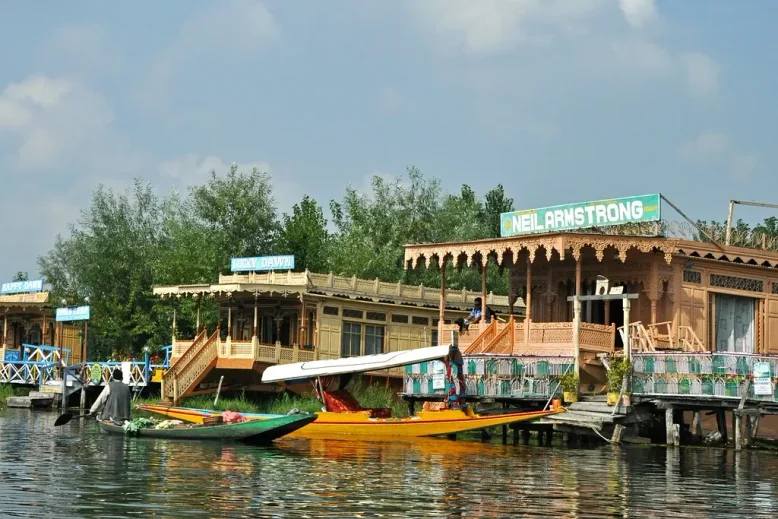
xmin=261 ymin=345 xmax=451 ymax=383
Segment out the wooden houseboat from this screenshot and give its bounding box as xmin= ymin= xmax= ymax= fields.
xmin=401 ymin=194 xmax=778 ymax=447
xmin=1 ymin=287 xmax=83 ymax=365
xmin=155 ymin=271 xmax=513 ymax=404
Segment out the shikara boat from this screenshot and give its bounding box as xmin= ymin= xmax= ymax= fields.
xmin=97 ymin=413 xmax=316 ymax=444
xmin=140 ymin=345 xmax=564 ymax=438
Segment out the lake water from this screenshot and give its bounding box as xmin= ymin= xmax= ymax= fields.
xmin=1 ymin=408 xmax=776 ymax=518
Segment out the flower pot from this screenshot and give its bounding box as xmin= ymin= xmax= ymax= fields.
xmin=621 ymin=394 xmax=631 ymax=407
xmin=607 ymin=392 xmax=619 ymax=406
xmin=563 ymin=391 xmax=578 ymax=404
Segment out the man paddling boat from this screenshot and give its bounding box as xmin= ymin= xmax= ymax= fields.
xmin=89 ymin=368 xmax=132 ymax=425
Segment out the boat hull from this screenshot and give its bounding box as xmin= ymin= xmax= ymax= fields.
xmin=97 ymin=413 xmax=316 ymax=443
xmin=137 ymin=404 xmax=562 ymax=438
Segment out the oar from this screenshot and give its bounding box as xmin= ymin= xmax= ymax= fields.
xmin=54 ymin=412 xmax=91 ymax=427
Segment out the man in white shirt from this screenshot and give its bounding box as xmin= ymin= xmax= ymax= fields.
xmin=89 ymin=368 xmax=132 ymax=425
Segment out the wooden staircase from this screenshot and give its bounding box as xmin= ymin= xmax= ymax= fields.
xmin=162 ymin=329 xmax=219 ymax=405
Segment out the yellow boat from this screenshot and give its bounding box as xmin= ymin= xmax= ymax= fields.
xmin=137 ymin=404 xmax=562 ymax=437
xmin=139 ymin=345 xmax=564 ymax=438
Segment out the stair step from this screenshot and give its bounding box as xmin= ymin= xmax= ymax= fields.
xmin=568 ymin=401 xmax=629 ymax=414
xmin=549 ymin=410 xmax=616 ymax=424
xmin=580 ymin=395 xmax=607 ymax=402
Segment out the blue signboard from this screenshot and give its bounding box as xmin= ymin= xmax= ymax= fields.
xmin=1 ymin=279 xmax=43 ymax=294
xmin=231 ymin=255 xmax=295 ymax=272
xmin=56 ymin=305 xmax=90 ymax=322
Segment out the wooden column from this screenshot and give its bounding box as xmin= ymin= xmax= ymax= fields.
xmin=172 ymin=303 xmax=177 ymax=344
xmin=299 ymin=295 xmax=306 ymax=346
xmin=525 ymin=255 xmax=532 ymax=347
xmin=2 ymin=310 xmax=7 ymax=350
xmin=573 ymin=299 xmax=581 ymax=375
xmin=623 ymin=297 xmax=632 ymax=361
xmin=575 ymin=255 xmax=582 ymax=297
xmin=253 ymin=293 xmax=259 ymax=339
xmin=439 ymin=257 xmax=447 ymax=329
xmin=195 ymin=295 xmax=201 ymax=332
xmin=227 ymin=303 xmax=232 ymax=339
xmin=481 ymin=258 xmax=487 ymax=327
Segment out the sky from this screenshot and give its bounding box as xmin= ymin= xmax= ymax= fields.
xmin=1 ymin=0 xmax=777 ymax=281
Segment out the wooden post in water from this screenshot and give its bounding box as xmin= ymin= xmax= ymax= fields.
xmin=665 ymin=408 xmax=675 ymax=446
xmin=734 ymin=413 xmax=743 ymax=451
xmin=80 ymin=385 xmax=86 ymax=410
xmin=692 ymin=411 xmax=703 ymax=439
xmin=716 ymin=410 xmax=728 ymax=444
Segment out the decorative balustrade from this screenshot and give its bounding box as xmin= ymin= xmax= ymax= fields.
xmin=22 ymin=344 xmax=70 ymax=365
xmin=404 ymin=355 xmax=575 ymax=400
xmin=0 ymin=361 xmax=59 ymax=385
xmin=457 ymin=321 xmax=615 ymax=356
xmin=632 ymin=352 xmax=778 ymax=403
xmin=164 ymin=330 xmax=218 ymax=401
xmin=256 ymin=343 xmax=316 ymax=364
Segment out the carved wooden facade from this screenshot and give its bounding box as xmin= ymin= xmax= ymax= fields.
xmin=0 ymin=292 xmax=83 ymax=364
xmin=404 ymin=231 xmax=778 ymax=358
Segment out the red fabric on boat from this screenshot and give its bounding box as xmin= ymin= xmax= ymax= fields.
xmin=221 ymin=410 xmax=247 ymax=423
xmin=322 ymin=390 xmax=362 ymax=412
xmin=322 ymin=390 xmax=392 ymax=418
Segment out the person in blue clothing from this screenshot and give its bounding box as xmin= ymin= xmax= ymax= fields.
xmin=464 ymin=297 xmax=497 ymax=329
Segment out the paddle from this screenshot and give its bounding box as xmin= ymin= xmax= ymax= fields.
xmin=54 ymin=411 xmax=91 ymax=427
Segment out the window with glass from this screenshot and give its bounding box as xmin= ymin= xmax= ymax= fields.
xmin=431 ymin=329 xmax=438 ymax=347
xmin=341 ymin=322 xmax=362 ymax=357
xmin=364 ymin=325 xmax=385 ymax=355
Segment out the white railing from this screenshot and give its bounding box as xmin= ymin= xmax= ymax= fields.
xmin=404 ymin=355 xmax=575 ymax=399
xmin=632 ymin=352 xmax=778 ymax=402
xmin=0 ymin=361 xmax=59 ymax=385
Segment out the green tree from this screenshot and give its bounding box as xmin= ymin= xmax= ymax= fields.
xmin=12 ymin=271 xmax=28 ymax=281
xmin=190 ymin=164 xmax=280 ymax=272
xmin=39 ymin=180 xmax=161 ymax=359
xmin=278 ymin=195 xmax=331 ymax=273
xmin=329 ymin=166 xmax=441 ymax=281
xmin=482 ymin=184 xmax=514 ymax=238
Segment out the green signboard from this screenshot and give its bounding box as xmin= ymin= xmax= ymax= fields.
xmin=500 ymin=194 xmax=661 ymax=237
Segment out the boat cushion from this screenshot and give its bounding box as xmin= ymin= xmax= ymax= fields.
xmin=322 ymin=390 xmax=392 ymax=418
xmin=322 ymin=389 xmax=363 ymax=412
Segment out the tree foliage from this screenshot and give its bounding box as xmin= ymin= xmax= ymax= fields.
xmin=278 ymin=195 xmax=330 ymax=273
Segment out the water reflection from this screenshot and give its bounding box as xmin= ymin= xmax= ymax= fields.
xmin=1 ymin=408 xmax=777 ymax=517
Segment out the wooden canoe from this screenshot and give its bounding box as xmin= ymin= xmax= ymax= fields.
xmin=97 ymin=413 xmax=316 ymax=443
xmin=137 ymin=404 xmax=564 ymax=438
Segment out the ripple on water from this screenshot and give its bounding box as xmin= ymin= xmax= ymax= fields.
xmin=1 ymin=409 xmax=777 ymax=517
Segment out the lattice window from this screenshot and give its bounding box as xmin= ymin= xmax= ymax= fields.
xmin=342 ymin=308 xmax=364 ymax=319
xmin=683 ymin=270 xmax=701 ymax=284
xmin=391 ymin=314 xmax=409 ymax=323
xmin=366 ymin=311 xmax=387 ymax=322
xmin=323 ymin=306 xmax=339 ymax=316
xmin=772 ymin=282 xmax=778 ymax=295
xmin=709 ymin=274 xmax=764 ymax=293
xmin=412 ymin=316 xmax=429 ymax=326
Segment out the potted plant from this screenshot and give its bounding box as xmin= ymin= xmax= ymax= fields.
xmin=560 ymin=370 xmax=579 ymax=403
xmin=607 ymin=357 xmax=632 ymax=406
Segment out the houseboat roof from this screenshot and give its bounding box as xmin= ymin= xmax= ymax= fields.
xmin=153 ymin=271 xmax=516 ymax=311
xmin=0 ymin=291 xmax=50 ymax=310
xmin=404 ymin=231 xmax=778 ymax=271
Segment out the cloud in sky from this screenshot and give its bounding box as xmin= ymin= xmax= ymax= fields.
xmin=618 ymin=0 xmax=658 ymax=29
xmin=142 ymin=0 xmax=281 ymax=108
xmin=677 ymin=132 xmax=759 ymax=179
xmin=0 ymin=75 xmax=114 ymax=170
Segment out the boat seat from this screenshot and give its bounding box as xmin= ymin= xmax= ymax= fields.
xmin=322 ymin=389 xmax=391 ymax=418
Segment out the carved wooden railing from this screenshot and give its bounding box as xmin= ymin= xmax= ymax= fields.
xmin=163 ymin=329 xmax=218 ymax=404
xmin=482 ymin=316 xmax=516 ymax=354
xmin=463 ymin=321 xmax=499 ymax=354
xmin=459 ymin=320 xmax=616 ymax=356
xmin=170 ymin=328 xmax=206 ymax=367
xmin=678 ymin=326 xmax=705 ymax=352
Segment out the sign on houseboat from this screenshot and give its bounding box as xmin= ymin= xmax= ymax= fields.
xmin=56 ymin=305 xmax=90 ymax=322
xmin=500 ymin=194 xmax=661 ymax=237
xmin=1 ymin=279 xmax=43 ymax=294
xmin=230 ymin=255 xmax=295 ymax=272
xmin=753 ymin=362 xmax=772 ymax=395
